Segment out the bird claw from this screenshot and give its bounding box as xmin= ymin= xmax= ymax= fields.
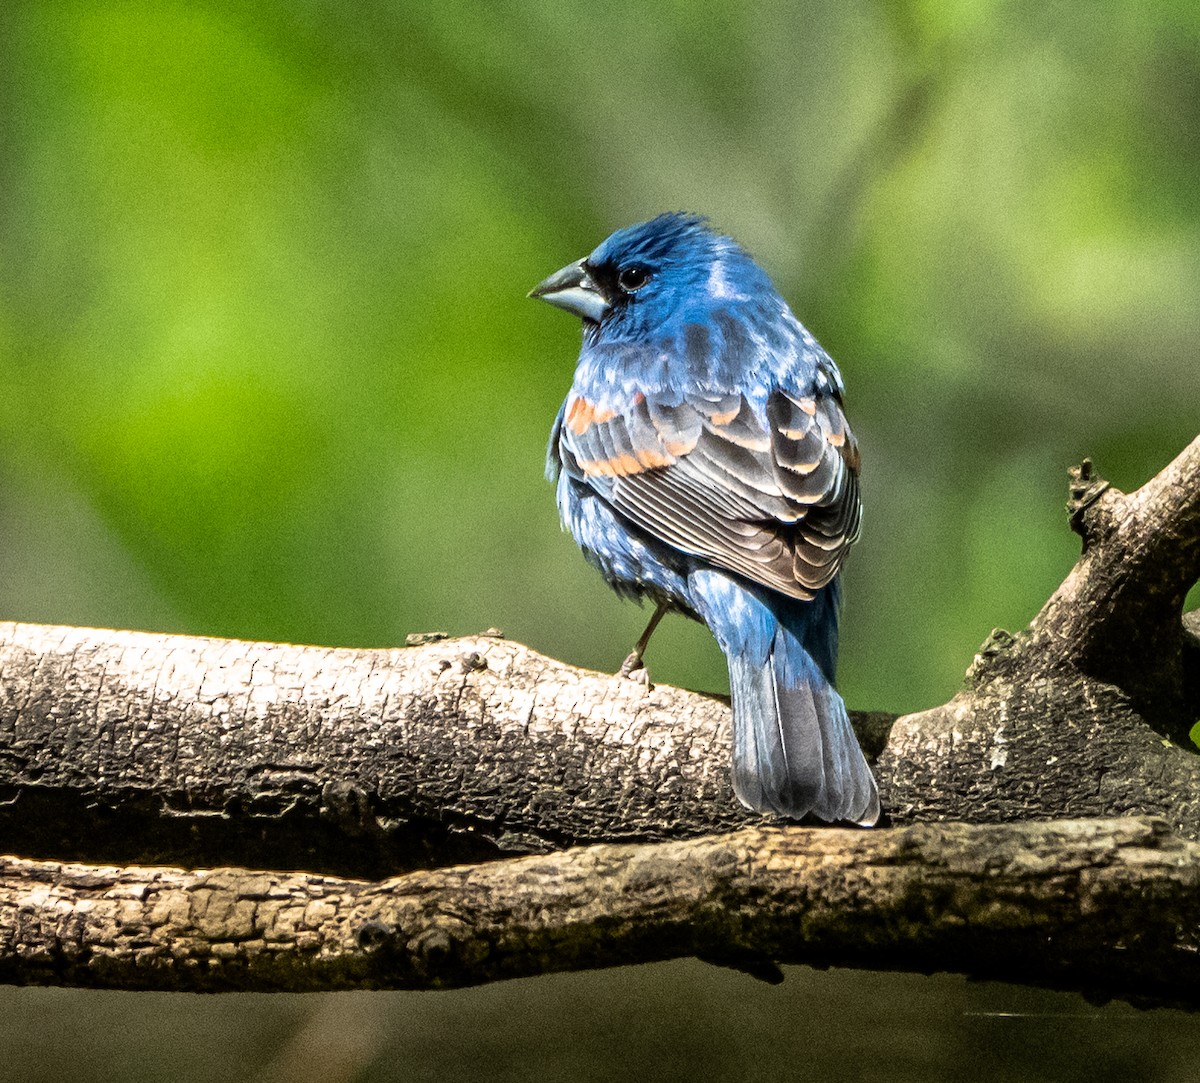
xmin=617 ymin=652 xmax=652 ymax=689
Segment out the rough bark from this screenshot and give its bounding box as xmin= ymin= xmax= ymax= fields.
xmin=880 ymin=437 xmax=1200 ymax=836
xmin=0 ymin=623 xmax=756 ymax=877
xmin=2 ymin=817 xmax=1198 ymax=1009
xmin=0 ymin=618 xmax=891 ymax=876
xmin=0 ymin=436 xmax=1196 ymax=1000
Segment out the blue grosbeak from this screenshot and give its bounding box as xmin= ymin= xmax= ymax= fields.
xmin=532 ymin=213 xmax=878 ymax=825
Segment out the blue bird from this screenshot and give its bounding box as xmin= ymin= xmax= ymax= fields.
xmin=531 ymin=213 xmax=879 ymax=825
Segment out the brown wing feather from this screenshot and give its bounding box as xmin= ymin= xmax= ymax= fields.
xmin=563 ymin=388 xmax=860 ymax=599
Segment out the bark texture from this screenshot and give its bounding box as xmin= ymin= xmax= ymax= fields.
xmin=880 ymin=437 xmax=1200 ymax=837
xmin=0 ymin=436 xmax=1196 ymax=1000
xmin=3 ymin=817 xmax=1198 ymax=1008
xmin=0 ymin=623 xmax=754 ymax=877
xmin=0 ymin=620 xmax=890 ymax=876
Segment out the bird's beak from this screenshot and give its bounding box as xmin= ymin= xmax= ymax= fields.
xmin=528 ymin=258 xmax=611 ymax=323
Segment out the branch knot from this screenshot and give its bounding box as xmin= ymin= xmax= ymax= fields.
xmin=1067 ymin=458 xmax=1113 ymax=540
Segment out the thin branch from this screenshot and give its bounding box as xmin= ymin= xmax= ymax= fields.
xmin=1 ymin=817 xmax=1197 ymax=1008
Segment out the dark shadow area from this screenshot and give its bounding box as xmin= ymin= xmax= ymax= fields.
xmin=2 ymin=962 xmax=1196 ymax=1082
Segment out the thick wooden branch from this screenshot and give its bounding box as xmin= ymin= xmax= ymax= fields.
xmin=881 ymin=436 xmax=1200 ymax=832
xmin=2 ymin=817 xmax=1197 ymax=1008
xmin=0 ymin=437 xmax=1197 ymax=1002
xmin=1034 ymin=436 xmax=1200 ymax=726
xmin=0 ymin=438 xmax=1197 ymax=877
xmin=0 ymin=622 xmax=756 ymax=876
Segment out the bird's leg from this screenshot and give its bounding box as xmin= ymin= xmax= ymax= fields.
xmin=618 ymin=602 xmax=668 ymax=683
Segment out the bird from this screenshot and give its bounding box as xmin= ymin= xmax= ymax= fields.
xmin=531 ymin=213 xmax=879 ymax=826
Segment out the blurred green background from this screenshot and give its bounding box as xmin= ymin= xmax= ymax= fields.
xmin=2 ymin=0 xmax=1199 ymax=1079
xmin=2 ymin=0 xmax=1198 ymax=708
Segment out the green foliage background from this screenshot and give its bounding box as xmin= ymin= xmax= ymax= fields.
xmin=3 ymin=1 xmax=1198 ymax=709
xmin=2 ymin=1 xmax=1199 ymax=1078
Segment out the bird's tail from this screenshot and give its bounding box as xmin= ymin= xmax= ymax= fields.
xmin=690 ymin=570 xmax=879 ymax=826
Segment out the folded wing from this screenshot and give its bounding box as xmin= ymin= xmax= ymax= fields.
xmin=560 ymin=384 xmax=861 ymax=601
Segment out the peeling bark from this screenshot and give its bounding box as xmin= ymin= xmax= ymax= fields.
xmin=2 ymin=817 xmax=1198 ymax=1008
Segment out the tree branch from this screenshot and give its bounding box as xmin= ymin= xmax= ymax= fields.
xmin=881 ymin=435 xmax=1200 ymax=831
xmin=0 ymin=622 xmax=757 ymax=876
xmin=0 ymin=436 xmax=1197 ymax=1002
xmin=1036 ymin=437 xmax=1200 ymax=727
xmin=2 ymin=817 xmax=1197 ymax=1008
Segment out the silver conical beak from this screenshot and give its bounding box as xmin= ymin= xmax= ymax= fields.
xmin=528 ymin=258 xmax=611 ymax=323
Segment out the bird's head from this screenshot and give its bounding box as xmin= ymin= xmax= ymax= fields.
xmin=529 ymin=213 xmax=774 ymax=341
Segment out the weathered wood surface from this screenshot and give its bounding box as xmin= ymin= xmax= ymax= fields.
xmin=2 ymin=603 xmax=1194 ymax=876
xmin=3 ymin=817 xmax=1197 ymax=1008
xmin=0 ymin=622 xmax=761 ymax=876
xmin=881 ymin=437 xmax=1200 ymax=836
xmin=0 ymin=436 xmax=1196 ymax=1001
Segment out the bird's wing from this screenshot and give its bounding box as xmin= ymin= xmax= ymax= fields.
xmin=559 ymin=385 xmax=861 ymax=600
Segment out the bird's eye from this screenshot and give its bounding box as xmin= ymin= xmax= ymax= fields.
xmin=617 ymin=266 xmax=651 ymax=293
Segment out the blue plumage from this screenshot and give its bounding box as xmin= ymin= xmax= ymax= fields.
xmin=533 ymin=213 xmax=879 ymax=825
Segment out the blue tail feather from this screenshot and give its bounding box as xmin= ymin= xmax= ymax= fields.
xmin=691 ymin=569 xmax=879 ymax=825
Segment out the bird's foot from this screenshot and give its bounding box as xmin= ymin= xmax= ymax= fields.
xmin=614 ymin=603 xmax=667 ymax=690
xmin=617 ymin=652 xmax=652 ymax=689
